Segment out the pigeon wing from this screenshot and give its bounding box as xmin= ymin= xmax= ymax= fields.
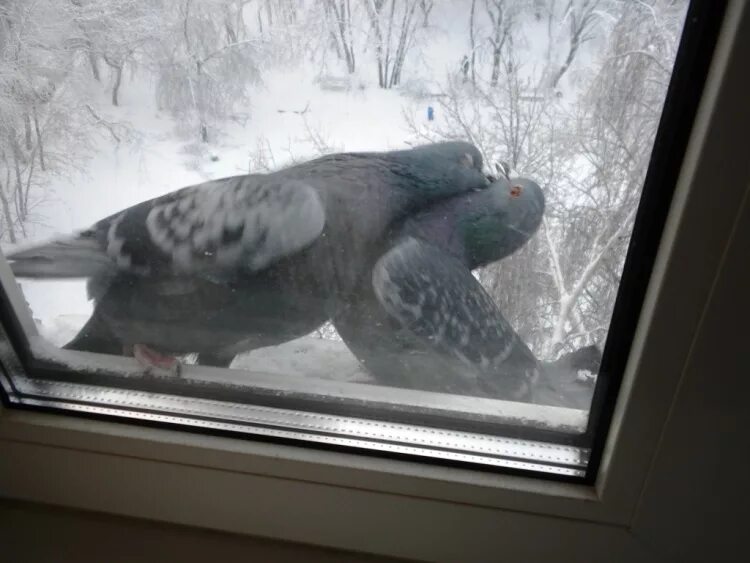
xmin=9 ymin=175 xmax=326 ymax=279
xmin=371 ymin=237 xmax=538 ymax=399
xmin=135 ymin=175 xmax=326 ymax=275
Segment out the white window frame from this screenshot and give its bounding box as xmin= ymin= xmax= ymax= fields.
xmin=1 ymin=2 xmax=747 ymax=559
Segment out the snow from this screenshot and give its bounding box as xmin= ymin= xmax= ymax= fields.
xmin=231 ymin=336 xmax=372 ymax=383
xmin=575 ymin=369 xmax=597 ymax=384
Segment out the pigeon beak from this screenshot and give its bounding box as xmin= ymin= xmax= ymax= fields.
xmin=481 ymin=164 xmax=496 ymax=184
xmin=495 ymin=161 xmax=512 ymax=180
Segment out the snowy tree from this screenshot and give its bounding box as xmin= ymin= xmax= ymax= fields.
xmin=418 ymin=0 xmax=435 ymax=27
xmin=0 ymin=0 xmax=84 ymax=241
xmin=152 ymin=0 xmax=261 ymax=143
xmin=324 ymin=0 xmax=357 ymax=73
xmin=407 ymin=0 xmax=687 ymax=358
xmin=405 ymin=34 xmax=550 ymax=173
xmin=537 ymin=0 xmax=687 ymax=356
xmin=537 ymin=0 xmax=612 ymax=90
xmin=484 ymin=0 xmax=516 ymax=86
xmin=69 ymin=0 xmax=162 ymax=106
xmin=363 ymin=0 xmax=422 ymax=88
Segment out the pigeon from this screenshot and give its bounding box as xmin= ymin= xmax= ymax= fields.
xmin=8 ymin=141 xmax=491 ymax=373
xmin=333 ymin=175 xmax=603 ymax=409
xmin=332 ymin=176 xmax=547 ymax=402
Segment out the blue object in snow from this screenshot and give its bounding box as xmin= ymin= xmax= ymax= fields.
xmin=427 ymin=106 xmax=435 ymax=121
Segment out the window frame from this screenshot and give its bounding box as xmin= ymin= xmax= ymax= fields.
xmin=1 ymin=1 xmax=748 ymax=559
xmin=0 ymin=0 xmax=728 ymax=476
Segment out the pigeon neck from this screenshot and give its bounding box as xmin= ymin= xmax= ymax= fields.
xmin=460 ymin=214 xmax=518 ymax=269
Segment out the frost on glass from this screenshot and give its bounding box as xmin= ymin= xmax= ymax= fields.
xmin=0 ymin=0 xmax=687 ymax=425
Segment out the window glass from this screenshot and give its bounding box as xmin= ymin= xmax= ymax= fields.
xmin=0 ymin=0 xmax=697 ymax=477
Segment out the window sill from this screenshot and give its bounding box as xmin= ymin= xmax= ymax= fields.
xmin=0 ymin=406 xmax=624 ymax=561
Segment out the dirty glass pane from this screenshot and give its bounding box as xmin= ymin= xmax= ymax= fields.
xmin=0 ymin=0 xmax=696 ymax=475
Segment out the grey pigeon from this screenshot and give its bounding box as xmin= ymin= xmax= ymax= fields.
xmin=8 ymin=142 xmax=490 ymax=371
xmin=333 ymin=176 xmax=602 ymax=409
xmin=332 ymin=177 xmax=547 ymax=402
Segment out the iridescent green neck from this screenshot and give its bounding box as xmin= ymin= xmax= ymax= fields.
xmin=460 ymin=214 xmax=507 ymax=269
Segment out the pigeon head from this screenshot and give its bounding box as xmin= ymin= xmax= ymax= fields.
xmin=398 ymin=176 xmax=544 ymax=269
xmin=459 ymin=177 xmax=545 ymax=269
xmin=389 ymin=141 xmax=490 ymax=198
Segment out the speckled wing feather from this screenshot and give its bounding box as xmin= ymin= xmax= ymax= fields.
xmin=372 ymin=237 xmax=514 ymax=366
xmin=371 ymin=236 xmax=539 ymax=399
xmin=10 ymin=175 xmax=326 ymax=279
xmin=138 ymin=175 xmax=325 ymax=274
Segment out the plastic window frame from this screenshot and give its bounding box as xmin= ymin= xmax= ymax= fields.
xmin=1 ymin=1 xmax=747 ymax=559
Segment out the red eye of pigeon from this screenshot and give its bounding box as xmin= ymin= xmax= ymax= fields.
xmin=510 ymin=185 xmax=522 ymax=198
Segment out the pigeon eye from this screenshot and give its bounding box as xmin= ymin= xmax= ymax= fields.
xmin=510 ymin=185 xmax=522 ymax=197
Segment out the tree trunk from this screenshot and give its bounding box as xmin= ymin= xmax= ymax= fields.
xmin=323 ymin=0 xmax=340 ymax=58
xmin=10 ymin=138 xmax=24 ymax=193
xmin=224 ymin=4 xmax=238 ymax=43
xmin=469 ymin=0 xmax=477 ymax=84
xmin=488 ymin=3 xmax=507 ymax=87
xmin=392 ymin=0 xmax=418 ymax=86
xmin=11 ymin=150 xmax=25 ymax=222
xmin=24 ymin=114 xmax=32 ymax=150
xmin=364 ymin=0 xmax=386 ymax=86
xmin=111 ymin=64 xmax=123 ymax=106
xmin=266 ymin=0 xmax=273 ymax=27
xmin=328 ymin=0 xmax=355 ymax=74
xmin=195 ymin=63 xmax=208 ymax=143
xmin=182 ymin=0 xmax=207 ymax=143
xmin=286 ymin=0 xmax=298 ymax=24
xmin=103 ymin=53 xmax=124 ymax=107
xmin=345 ymin=0 xmax=355 ymax=73
xmin=549 ymin=32 xmax=581 ymax=89
xmin=341 ymin=0 xmax=355 ymax=74
xmin=419 ymin=0 xmax=433 ymax=27
xmin=547 ymin=2 xmax=597 ymax=90
xmin=32 ymin=105 xmax=45 ymax=171
xmin=72 ymin=5 xmax=101 ymax=82
xmin=344 ymin=45 xmax=356 ymax=74
xmin=88 ymin=51 xmax=101 ymax=81
xmin=490 ymin=46 xmax=502 ymax=86
xmin=330 ymin=30 xmax=343 ymax=60
xmin=382 ymin=0 xmax=397 ymax=87
xmin=0 ymin=177 xmax=16 ymax=244
xmin=18 ymin=154 xmax=35 ymax=237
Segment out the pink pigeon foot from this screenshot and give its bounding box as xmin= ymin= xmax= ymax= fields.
xmin=132 ymin=343 xmax=182 ymax=377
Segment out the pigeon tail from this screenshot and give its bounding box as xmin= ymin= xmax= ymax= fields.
xmin=7 ymin=235 xmax=113 ymax=279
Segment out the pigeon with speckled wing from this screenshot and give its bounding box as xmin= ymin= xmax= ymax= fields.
xmin=8 ymin=142 xmax=490 ymax=371
xmin=332 ymin=177 xmax=546 ymax=402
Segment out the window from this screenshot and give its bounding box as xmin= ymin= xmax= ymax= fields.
xmin=0 ymin=0 xmax=727 ymax=483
